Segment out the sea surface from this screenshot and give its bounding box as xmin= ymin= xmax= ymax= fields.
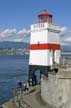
xmin=61 ymin=54 xmax=71 ymax=58
xmin=0 ymin=55 xmax=29 ymax=105
xmin=0 ymin=54 xmax=71 ymax=105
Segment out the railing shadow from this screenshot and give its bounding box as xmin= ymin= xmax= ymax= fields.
xmin=12 ymin=87 xmax=32 ymax=108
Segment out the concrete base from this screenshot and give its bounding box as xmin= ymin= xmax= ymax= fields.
xmin=41 ymin=71 xmax=71 ymax=108
xmin=28 ymin=65 xmax=50 ymax=85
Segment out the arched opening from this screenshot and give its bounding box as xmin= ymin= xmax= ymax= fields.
xmin=29 ymin=65 xmax=49 ymax=86
xmin=32 ymin=69 xmax=41 ymax=86
xmin=34 ymin=70 xmax=41 ymax=85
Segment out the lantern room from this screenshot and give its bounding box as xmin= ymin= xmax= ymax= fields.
xmin=38 ymin=9 xmax=52 ymax=23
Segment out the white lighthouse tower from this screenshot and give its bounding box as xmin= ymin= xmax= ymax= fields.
xmin=29 ymin=10 xmax=61 ymax=82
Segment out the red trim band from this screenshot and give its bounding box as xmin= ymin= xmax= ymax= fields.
xmin=30 ymin=43 xmax=60 ymax=50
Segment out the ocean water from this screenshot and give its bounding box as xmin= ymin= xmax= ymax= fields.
xmin=0 ymin=54 xmax=71 ymax=105
xmin=61 ymin=54 xmax=71 ymax=58
xmin=0 ymin=55 xmax=29 ymax=105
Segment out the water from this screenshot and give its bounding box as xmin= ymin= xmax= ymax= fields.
xmin=0 ymin=54 xmax=71 ymax=105
xmin=61 ymin=54 xmax=71 ymax=58
xmin=0 ymin=55 xmax=29 ymax=105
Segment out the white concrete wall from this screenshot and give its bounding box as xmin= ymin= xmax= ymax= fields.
xmin=48 ymin=31 xmax=60 ymax=44
xmin=31 ymin=24 xmax=60 ymax=44
xmin=48 ymin=50 xmax=53 ymax=66
xmin=55 ymin=50 xmax=61 ymax=64
xmin=29 ymin=22 xmax=61 ymax=66
xmin=29 ymin=50 xmax=49 ymax=66
xmin=30 ymin=29 xmax=48 ymax=44
xmin=29 ymin=50 xmax=60 ymax=66
xmin=47 ymin=50 xmax=61 ymax=65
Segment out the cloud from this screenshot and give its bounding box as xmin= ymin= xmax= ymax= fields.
xmin=0 ymin=28 xmax=30 ymax=42
xmin=14 ymin=38 xmax=24 ymax=42
xmin=17 ymin=29 xmax=26 ymax=35
xmin=60 ymin=27 xmax=68 ymax=36
xmin=60 ymin=26 xmax=71 ymax=46
xmin=61 ymin=35 xmax=71 ymax=46
xmin=0 ymin=29 xmax=17 ymax=38
xmin=61 ymin=41 xmax=71 ymax=46
xmin=0 ymin=26 xmax=71 ymax=45
xmin=63 ymin=36 xmax=71 ymax=42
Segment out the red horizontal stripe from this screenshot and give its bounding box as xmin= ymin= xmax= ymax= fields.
xmin=30 ymin=44 xmax=60 ymax=50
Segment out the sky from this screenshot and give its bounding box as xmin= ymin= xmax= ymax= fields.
xmin=0 ymin=0 xmax=71 ymax=45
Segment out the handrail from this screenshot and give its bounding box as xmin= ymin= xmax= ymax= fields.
xmin=12 ymin=87 xmax=32 ymax=108
xmin=21 ymin=98 xmax=32 ymax=108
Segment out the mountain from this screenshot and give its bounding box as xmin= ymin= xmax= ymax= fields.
xmin=61 ymin=46 xmax=71 ymax=51
xmin=0 ymin=41 xmax=29 ymax=49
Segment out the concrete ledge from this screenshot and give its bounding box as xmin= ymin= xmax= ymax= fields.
xmin=41 ymin=70 xmax=71 ymax=108
xmin=57 ymin=71 xmax=71 ymax=79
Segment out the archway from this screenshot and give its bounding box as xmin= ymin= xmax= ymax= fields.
xmin=33 ymin=69 xmax=41 ymax=85
xmin=29 ymin=65 xmax=49 ymax=86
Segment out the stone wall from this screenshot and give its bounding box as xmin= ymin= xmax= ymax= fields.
xmin=60 ymin=58 xmax=71 ymax=65
xmin=41 ymin=71 xmax=71 ymax=108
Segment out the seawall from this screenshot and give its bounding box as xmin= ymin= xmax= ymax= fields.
xmin=41 ymin=68 xmax=71 ymax=108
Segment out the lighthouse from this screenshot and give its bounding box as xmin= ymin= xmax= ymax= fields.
xmin=29 ymin=10 xmax=61 ymax=83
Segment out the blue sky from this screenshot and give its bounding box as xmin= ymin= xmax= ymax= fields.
xmin=0 ymin=0 xmax=71 ymax=44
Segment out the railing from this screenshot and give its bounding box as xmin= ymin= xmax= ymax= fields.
xmin=60 ymin=58 xmax=71 ymax=65
xmin=12 ymin=88 xmax=32 ymax=108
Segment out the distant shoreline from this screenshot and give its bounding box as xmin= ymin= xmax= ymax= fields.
xmin=0 ymin=48 xmax=71 ymax=55
xmin=61 ymin=52 xmax=71 ymax=55
xmin=0 ymin=48 xmax=29 ymax=55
